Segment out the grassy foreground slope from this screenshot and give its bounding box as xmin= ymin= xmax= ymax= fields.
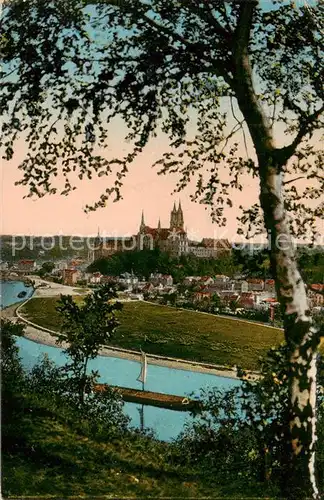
xmin=22 ymin=298 xmax=284 ymax=370
xmin=2 ymin=393 xmax=278 ymax=499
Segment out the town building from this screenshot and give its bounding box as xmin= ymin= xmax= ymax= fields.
xmin=15 ymin=259 xmax=37 ymax=274
xmin=92 ymin=233 xmax=134 ymax=261
xmin=188 ymin=238 xmax=232 ymax=258
xmin=62 ymin=268 xmax=81 ymax=286
xmin=247 ymin=278 xmax=265 ymax=292
xmin=308 ymin=284 xmax=324 ymax=308
xmin=149 ymin=273 xmax=174 ymax=287
xmin=88 ymin=272 xmax=103 ymax=285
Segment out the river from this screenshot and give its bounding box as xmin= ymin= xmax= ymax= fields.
xmin=1 ymin=280 xmax=240 ymax=441
xmin=0 ymin=279 xmax=34 ymax=309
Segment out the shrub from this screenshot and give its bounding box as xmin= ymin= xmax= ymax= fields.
xmin=26 ymin=353 xmax=130 ymax=438
xmin=177 ymin=344 xmax=324 ymax=489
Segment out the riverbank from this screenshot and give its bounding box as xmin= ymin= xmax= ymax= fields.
xmin=2 ymin=298 xmax=249 ymax=380
xmin=21 ymin=296 xmax=284 ymax=370
xmin=22 ymin=324 xmax=246 ymax=380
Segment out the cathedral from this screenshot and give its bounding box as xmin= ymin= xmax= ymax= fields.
xmin=92 ymin=202 xmax=189 ymax=261
xmin=136 ymin=201 xmax=188 ymax=257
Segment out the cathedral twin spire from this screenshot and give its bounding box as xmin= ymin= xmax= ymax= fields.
xmin=139 ymin=201 xmax=184 ymax=233
xmin=170 ymin=200 xmax=184 ymax=230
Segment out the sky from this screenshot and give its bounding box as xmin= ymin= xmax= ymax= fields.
xmin=2 ymin=112 xmax=321 ymax=243
xmin=1 ymin=110 xmax=322 ymax=243
xmin=1 ymin=127 xmax=261 ymax=241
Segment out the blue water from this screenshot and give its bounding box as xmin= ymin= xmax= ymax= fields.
xmin=0 ymin=280 xmax=34 ymax=309
xmin=2 ymin=280 xmax=240 ymax=441
xmin=16 ymin=336 xmax=240 ymax=441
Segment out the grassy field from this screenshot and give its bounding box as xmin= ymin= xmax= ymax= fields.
xmin=21 ymin=298 xmax=285 ymax=370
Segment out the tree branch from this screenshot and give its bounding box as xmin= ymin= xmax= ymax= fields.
xmin=103 ymin=0 xmax=234 ymax=84
xmin=233 ymin=0 xmax=258 ymax=58
xmin=232 ymin=0 xmax=274 ymax=155
xmin=278 ymin=104 xmax=324 ymax=164
xmin=283 ymin=176 xmax=305 ymax=186
xmin=191 ymin=0 xmax=233 ymax=41
xmin=104 ymin=0 xmax=207 ymax=52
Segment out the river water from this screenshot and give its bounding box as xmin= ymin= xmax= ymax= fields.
xmin=0 ymin=280 xmax=34 ymax=309
xmin=1 ymin=280 xmax=240 ymax=441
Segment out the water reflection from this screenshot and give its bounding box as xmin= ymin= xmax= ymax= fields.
xmin=16 ymin=336 xmax=241 ymax=442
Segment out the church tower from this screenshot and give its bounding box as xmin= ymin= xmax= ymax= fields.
xmin=170 ymin=201 xmax=178 ymax=229
xmin=177 ymin=201 xmax=184 ymax=229
xmin=139 ymin=210 xmax=146 ymax=233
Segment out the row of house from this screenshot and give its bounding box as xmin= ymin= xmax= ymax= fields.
xmin=61 ymin=269 xmax=174 ymax=289
xmin=183 ymin=275 xmax=276 ymax=293
xmin=1 ymin=256 xmax=322 ymax=311
xmin=184 ymin=275 xmax=324 ymax=312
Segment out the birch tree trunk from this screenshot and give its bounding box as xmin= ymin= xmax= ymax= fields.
xmin=232 ymin=4 xmax=321 ymax=496
xmin=258 ymin=156 xmax=320 ymax=499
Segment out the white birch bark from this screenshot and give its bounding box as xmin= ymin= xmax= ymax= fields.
xmin=259 ymin=162 xmax=320 ymax=499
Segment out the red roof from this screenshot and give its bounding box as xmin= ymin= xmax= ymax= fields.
xmin=202 ymin=238 xmax=231 ymax=249
xmin=310 ymin=284 xmax=324 ymax=291
xmin=18 ymin=259 xmax=35 ymax=265
xmin=240 ymin=292 xmax=254 ymax=298
xmin=143 ymin=283 xmax=154 ymax=291
xmin=239 ymin=298 xmax=255 ymax=307
xmin=247 ymin=278 xmax=264 ymax=284
xmin=222 ymin=294 xmax=239 ymax=302
xmin=265 ymin=279 xmax=275 ymax=285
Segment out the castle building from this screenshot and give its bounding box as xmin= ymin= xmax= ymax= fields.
xmin=136 ymin=202 xmax=189 ymax=257
xmin=92 ymin=203 xmax=189 ymax=261
xmin=91 ymin=202 xmax=232 ymax=262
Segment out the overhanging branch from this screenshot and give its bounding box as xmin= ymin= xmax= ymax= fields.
xmin=102 ymin=0 xmax=234 ymax=84
xmin=278 ymin=104 xmax=324 ymax=164
xmin=283 ymin=176 xmax=305 ymax=186
xmin=191 ymin=0 xmax=233 ymax=41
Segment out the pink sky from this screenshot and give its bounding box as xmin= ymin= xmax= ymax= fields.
xmin=1 ymin=119 xmax=322 ymax=243
xmin=1 ymin=130 xmax=261 ymax=241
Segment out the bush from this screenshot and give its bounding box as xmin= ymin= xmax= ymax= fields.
xmin=176 ymin=388 xmax=260 ymax=482
xmin=26 ymin=353 xmax=130 ymax=438
xmin=176 ymin=344 xmax=324 ymax=489
xmin=1 ymin=320 xmax=130 ymax=449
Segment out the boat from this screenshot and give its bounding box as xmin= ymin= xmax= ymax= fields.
xmin=17 ymin=291 xmax=27 ymax=298
xmin=93 ymin=384 xmax=201 ymax=412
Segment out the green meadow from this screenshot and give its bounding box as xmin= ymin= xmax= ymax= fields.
xmin=21 ymin=298 xmax=285 ymax=370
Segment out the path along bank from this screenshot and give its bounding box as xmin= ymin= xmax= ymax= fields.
xmin=2 ymin=295 xmax=259 ymax=381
